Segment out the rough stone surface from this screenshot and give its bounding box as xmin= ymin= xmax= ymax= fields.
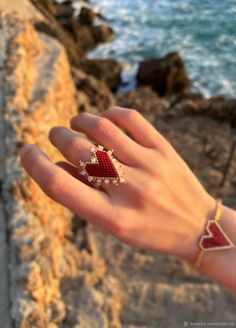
xmin=62 ymin=19 xmax=97 ymax=55
xmin=31 ymin=0 xmax=83 ymax=65
xmin=55 ymin=3 xmax=73 ymax=21
xmin=0 ymin=16 xmax=12 ymax=328
xmin=78 ymin=58 xmax=122 ymax=91
xmin=73 ymin=68 xmax=115 ymax=113
xmin=1 ymin=13 xmax=78 ymax=327
xmin=91 ymin=24 xmax=114 ymax=44
xmin=170 ymin=96 xmax=236 ymax=125
xmin=78 ymin=7 xmax=96 ymax=26
xmin=0 ymin=0 xmax=44 ymax=21
xmin=30 ymin=0 xmax=114 ymax=65
xmin=116 ymin=86 xmax=169 ymax=123
xmin=137 ymin=52 xmax=191 ymax=97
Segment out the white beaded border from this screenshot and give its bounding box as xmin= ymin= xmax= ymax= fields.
xmin=79 ymin=145 xmax=126 ymax=187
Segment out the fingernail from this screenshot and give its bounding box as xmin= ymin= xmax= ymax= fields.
xmin=19 ymin=144 xmax=33 ymax=158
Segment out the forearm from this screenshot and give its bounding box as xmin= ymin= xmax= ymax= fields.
xmin=198 ymin=204 xmax=236 ymax=293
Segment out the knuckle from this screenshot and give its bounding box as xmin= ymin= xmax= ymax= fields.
xmin=42 ymin=172 xmax=65 ymax=198
xmin=67 ymin=137 xmax=83 ymax=151
xmin=156 ymin=160 xmax=168 ymax=177
xmin=105 ymin=106 xmax=133 ymax=120
xmin=107 ymin=206 xmax=132 ymax=240
xmin=134 ymin=180 xmax=159 ymax=205
xmin=145 ymin=150 xmax=168 ymax=176
xmin=122 ymin=108 xmax=140 ymax=121
xmin=111 ymin=221 xmax=130 ymax=240
xmin=67 ymin=138 xmax=88 ymax=162
xmin=106 ymin=105 xmax=120 ymax=114
xmin=93 ymin=117 xmax=113 ymax=138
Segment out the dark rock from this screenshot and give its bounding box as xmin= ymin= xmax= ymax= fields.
xmin=170 ymin=92 xmax=204 ymax=108
xmin=72 ymin=69 xmax=115 ymax=113
xmin=31 ymin=0 xmax=113 ymax=63
xmin=55 ymin=4 xmax=74 ymax=20
xmin=170 ymin=99 xmax=199 ymax=116
xmin=62 ymin=21 xmax=114 ymax=55
xmin=61 ymin=0 xmax=73 ymax=6
xmin=91 ymin=24 xmax=114 ymax=44
xmin=30 ymin=0 xmax=114 ymax=62
xmin=137 ymin=52 xmax=191 ymax=97
xmin=78 ymin=59 xmax=122 ymax=91
xmin=78 ymin=7 xmax=96 ymax=26
xmin=116 ymin=87 xmax=169 ymax=123
xmin=36 ymin=0 xmax=56 ymax=15
xmin=34 ymin=21 xmax=82 ymax=63
xmin=29 ymin=0 xmax=54 ymax=18
xmin=62 ymin=19 xmax=96 ymax=55
xmin=203 ymin=97 xmax=236 ymax=122
xmin=184 ymin=92 xmax=204 ymax=101
xmin=31 ymin=0 xmax=83 ymax=63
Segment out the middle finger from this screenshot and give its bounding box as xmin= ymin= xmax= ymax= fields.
xmin=70 ymin=112 xmax=142 ymax=165
xmin=49 ymin=127 xmax=129 ymax=190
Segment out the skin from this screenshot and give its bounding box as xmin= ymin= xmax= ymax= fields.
xmin=20 ymin=106 xmax=236 ymax=293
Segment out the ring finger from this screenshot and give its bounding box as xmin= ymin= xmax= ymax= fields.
xmin=49 ymin=127 xmax=128 ymax=191
xmin=70 ymin=112 xmax=142 ymax=166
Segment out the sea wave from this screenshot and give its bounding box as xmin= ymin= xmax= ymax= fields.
xmin=86 ymin=0 xmax=236 ymax=98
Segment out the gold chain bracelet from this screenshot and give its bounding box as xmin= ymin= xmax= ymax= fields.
xmin=194 ymin=199 xmax=234 ymax=268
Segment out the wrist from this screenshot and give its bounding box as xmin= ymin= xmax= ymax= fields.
xmin=180 ymin=194 xmax=216 ymax=263
xmin=193 ymin=204 xmax=236 ymax=292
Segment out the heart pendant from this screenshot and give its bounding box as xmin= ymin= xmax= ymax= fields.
xmin=79 ymin=145 xmax=125 ymax=186
xmin=199 ymin=220 xmax=234 ymax=251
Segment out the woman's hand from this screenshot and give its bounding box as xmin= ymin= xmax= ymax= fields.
xmin=20 ymin=106 xmax=215 ymax=263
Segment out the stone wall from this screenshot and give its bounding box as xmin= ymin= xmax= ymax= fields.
xmin=0 ymin=11 xmax=122 ymax=328
xmin=1 ymin=12 xmax=78 ymax=327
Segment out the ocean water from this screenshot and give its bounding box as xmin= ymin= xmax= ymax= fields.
xmin=86 ymin=0 xmax=236 ymax=97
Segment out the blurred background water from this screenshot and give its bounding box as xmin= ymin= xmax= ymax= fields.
xmin=80 ymin=0 xmax=236 ymax=97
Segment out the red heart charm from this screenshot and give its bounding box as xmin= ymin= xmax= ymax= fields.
xmin=79 ymin=146 xmax=125 ymax=186
xmin=199 ymin=220 xmax=234 ymax=251
xmin=85 ymin=150 xmax=119 ymax=178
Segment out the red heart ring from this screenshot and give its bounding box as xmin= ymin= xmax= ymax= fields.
xmin=79 ymin=145 xmax=126 ymax=187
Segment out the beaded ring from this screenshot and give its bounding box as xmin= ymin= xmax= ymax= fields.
xmin=79 ymin=145 xmax=126 ymax=187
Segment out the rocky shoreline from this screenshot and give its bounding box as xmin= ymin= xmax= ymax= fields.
xmin=30 ymin=0 xmax=236 ymax=126
xmin=0 ymin=0 xmax=236 ymax=327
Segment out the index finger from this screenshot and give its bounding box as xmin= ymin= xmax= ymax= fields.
xmin=20 ymin=144 xmax=113 ymax=229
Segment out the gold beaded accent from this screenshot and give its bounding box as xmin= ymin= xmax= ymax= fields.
xmin=193 ymin=199 xmax=222 ymax=268
xmin=194 ymin=249 xmax=204 ymax=268
xmin=214 ymin=199 xmax=222 ymax=222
